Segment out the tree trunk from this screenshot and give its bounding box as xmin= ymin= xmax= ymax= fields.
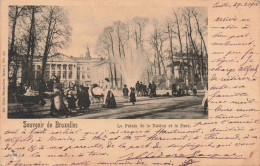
xmin=24 ymin=9 xmax=35 ymax=82
xmin=9 ymin=7 xmax=19 ymax=67
xmin=30 ymin=8 xmax=36 ymax=80
xmin=41 ymin=8 xmax=53 ymax=79
xmin=167 ymin=24 xmax=175 ymax=77
xmin=157 ymin=56 xmax=161 ymax=75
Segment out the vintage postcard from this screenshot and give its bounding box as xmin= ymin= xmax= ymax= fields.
xmin=0 ymin=0 xmax=259 ymax=165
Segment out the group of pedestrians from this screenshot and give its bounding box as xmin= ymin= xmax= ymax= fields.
xmin=121 ymin=81 xmax=157 ymax=105
xmin=135 ymin=81 xmax=157 ymax=97
xmin=122 ymin=85 xmax=136 ymax=105
xmin=45 ymin=76 xmax=91 ymax=117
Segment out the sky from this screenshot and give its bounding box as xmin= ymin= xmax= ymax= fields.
xmin=61 ymin=6 xmax=207 ymax=58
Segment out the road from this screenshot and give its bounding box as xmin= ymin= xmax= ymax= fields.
xmin=8 ymin=94 xmax=207 ymax=119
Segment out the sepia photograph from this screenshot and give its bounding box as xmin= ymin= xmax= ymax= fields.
xmin=7 ymin=5 xmax=208 ymax=119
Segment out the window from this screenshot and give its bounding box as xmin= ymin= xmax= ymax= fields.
xmin=57 ymin=71 xmax=61 ymax=78
xmin=63 ymin=71 xmax=67 ymax=79
xmin=69 ymin=65 xmax=72 ymax=70
xmin=63 ymin=65 xmax=67 ymax=70
xmin=77 ymin=72 xmax=80 ymax=80
xmin=51 ymin=64 xmax=55 ymax=70
xmin=69 ymin=71 xmax=72 ymax=79
xmin=52 ymin=71 xmax=55 ymax=77
xmin=57 ymin=64 xmax=61 ymax=70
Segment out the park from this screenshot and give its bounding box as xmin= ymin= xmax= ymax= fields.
xmin=8 ymin=6 xmax=208 ymax=119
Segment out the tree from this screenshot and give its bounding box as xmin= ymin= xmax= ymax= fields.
xmin=113 ymin=21 xmax=128 ymax=87
xmin=165 ymin=17 xmax=175 ymax=76
xmin=173 ymin=9 xmax=184 ymax=78
xmin=150 ymin=20 xmax=167 ymax=75
xmin=41 ymin=6 xmax=72 ymax=79
xmin=96 ymin=27 xmax=114 ymax=88
xmin=192 ymin=8 xmax=208 ymax=81
xmin=8 ymin=6 xmax=25 ymax=67
xmin=23 ymin=6 xmax=43 ymax=82
xmin=131 ymin=16 xmax=149 ymax=51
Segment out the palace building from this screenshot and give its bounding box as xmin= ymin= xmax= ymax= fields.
xmin=12 ymin=47 xmax=110 ymax=86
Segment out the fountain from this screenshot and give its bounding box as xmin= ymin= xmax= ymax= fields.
xmin=113 ymin=42 xmax=149 ymax=88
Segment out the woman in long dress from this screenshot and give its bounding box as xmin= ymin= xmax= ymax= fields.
xmin=103 ymin=78 xmax=116 ymax=108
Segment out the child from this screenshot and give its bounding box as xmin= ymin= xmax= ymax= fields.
xmin=130 ymin=87 xmax=136 ymax=105
xmin=192 ymin=84 xmax=198 ymax=97
xmin=66 ymin=88 xmax=76 ymax=112
xmin=77 ymin=86 xmax=91 ymax=112
xmin=122 ymin=85 xmax=129 ymax=102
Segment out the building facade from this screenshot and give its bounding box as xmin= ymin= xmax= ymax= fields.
xmin=12 ymin=48 xmax=110 ymax=87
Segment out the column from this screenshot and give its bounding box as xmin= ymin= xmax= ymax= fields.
xmin=61 ymin=63 xmax=63 ymax=80
xmin=80 ymin=66 xmax=83 ymax=82
xmin=49 ymin=63 xmax=52 ymax=78
xmin=72 ymin=64 xmax=77 ymax=82
xmin=54 ymin=64 xmax=56 ymax=76
xmin=65 ymin=64 xmax=68 ymax=82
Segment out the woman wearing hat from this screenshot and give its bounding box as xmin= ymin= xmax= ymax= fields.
xmin=103 ymin=78 xmax=116 ymax=108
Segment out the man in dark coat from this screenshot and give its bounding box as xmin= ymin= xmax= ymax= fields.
xmin=77 ymin=86 xmax=91 ymax=111
xmin=151 ymin=82 xmax=157 ymax=97
xmin=135 ymin=81 xmax=140 ymax=96
xmin=172 ymin=83 xmax=177 ymax=96
xmin=122 ymin=85 xmax=129 ymax=102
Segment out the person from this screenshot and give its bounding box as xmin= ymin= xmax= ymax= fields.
xmin=66 ymin=88 xmax=77 ymax=112
xmin=55 ymin=75 xmax=61 ymax=83
xmin=47 ymin=83 xmax=69 ymax=118
xmin=148 ymin=82 xmax=152 ymax=97
xmin=47 ymin=76 xmax=55 ymax=92
xmin=77 ymin=85 xmax=91 ymax=112
xmin=23 ymin=85 xmax=34 ymax=96
xmin=103 ymin=78 xmax=116 ymax=108
xmin=130 ymin=87 xmax=136 ymax=105
xmin=192 ymin=84 xmax=198 ymax=97
xmin=122 ymin=85 xmax=129 ymax=102
xmin=151 ymin=82 xmax=157 ymax=97
xmin=183 ymin=84 xmax=189 ymax=96
xmin=139 ymin=82 xmax=144 ymax=96
xmin=172 ymin=83 xmax=177 ymax=96
xmin=135 ymin=81 xmax=140 ymax=97
xmin=68 ymin=81 xmax=74 ymax=90
xmin=143 ymin=84 xmax=148 ymax=96
xmin=39 ymin=79 xmax=47 ymax=94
